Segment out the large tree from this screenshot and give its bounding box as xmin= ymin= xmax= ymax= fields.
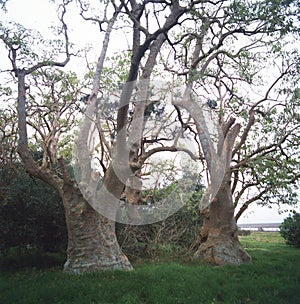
xmin=0 ymin=0 xmax=133 ymax=273
xmin=73 ymin=0 xmax=202 ymax=229
xmin=168 ymin=0 xmax=300 ymax=264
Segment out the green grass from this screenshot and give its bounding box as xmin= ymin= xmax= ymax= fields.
xmin=0 ymin=232 xmax=299 ymax=304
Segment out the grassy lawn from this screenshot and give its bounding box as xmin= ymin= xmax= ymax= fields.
xmin=0 ymin=232 xmax=299 ymax=304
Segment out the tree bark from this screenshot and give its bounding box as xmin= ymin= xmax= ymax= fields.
xmin=62 ymin=182 xmax=132 ymax=273
xmin=194 ymin=174 xmax=251 ymax=265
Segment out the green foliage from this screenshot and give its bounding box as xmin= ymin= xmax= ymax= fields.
xmin=117 ymin=175 xmax=204 ymax=260
xmin=280 ymin=212 xmax=300 ymax=247
xmin=100 ymin=51 xmax=132 ymax=89
xmin=0 ymin=20 xmax=70 ymax=69
xmin=237 ymin=84 xmax=300 ymax=209
xmin=228 ymin=0 xmax=299 ymax=36
xmin=0 ymin=107 xmax=18 ymax=164
xmin=25 ymin=68 xmax=84 ymax=163
xmin=0 ymin=163 xmax=67 ymax=253
xmin=1 ymin=233 xmax=300 ymax=304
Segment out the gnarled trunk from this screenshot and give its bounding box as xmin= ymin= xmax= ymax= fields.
xmin=194 ymin=177 xmax=251 ymax=265
xmin=62 ymin=183 xmax=132 ymax=273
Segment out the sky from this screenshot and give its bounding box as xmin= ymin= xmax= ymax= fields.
xmin=1 ymin=0 xmax=299 ymax=224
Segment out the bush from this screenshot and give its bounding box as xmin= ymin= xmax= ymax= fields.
xmin=117 ymin=176 xmax=204 ymax=260
xmin=238 ymin=229 xmax=251 ymax=236
xmin=116 ymin=204 xmax=202 ymax=260
xmin=0 ymin=163 xmax=67 ymax=253
xmin=280 ymin=212 xmax=300 ymax=247
xmin=0 ymin=247 xmax=65 ymax=271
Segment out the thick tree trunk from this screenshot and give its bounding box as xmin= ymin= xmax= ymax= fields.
xmin=62 ymin=183 xmax=132 ymax=273
xmin=194 ymin=178 xmax=251 ymax=265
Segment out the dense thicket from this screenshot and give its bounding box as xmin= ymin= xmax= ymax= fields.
xmin=117 ymin=195 xmax=203 ymax=260
xmin=0 ymin=163 xmax=67 ymax=253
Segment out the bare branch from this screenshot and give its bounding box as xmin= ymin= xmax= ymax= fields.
xmin=235 ymin=187 xmax=270 ymax=221
xmin=232 ymin=110 xmax=255 ymax=156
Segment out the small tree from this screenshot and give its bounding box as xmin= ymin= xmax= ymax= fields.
xmin=280 ymin=212 xmax=300 ymax=248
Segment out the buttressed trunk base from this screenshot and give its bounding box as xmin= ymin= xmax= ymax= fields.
xmin=194 ymin=181 xmax=252 ymax=265
xmin=194 ymin=231 xmax=252 ymax=266
xmin=62 ymin=185 xmax=132 ymax=274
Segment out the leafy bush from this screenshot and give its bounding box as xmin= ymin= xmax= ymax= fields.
xmin=0 ymin=163 xmax=67 ymax=253
xmin=279 ymin=212 xmax=300 ymax=247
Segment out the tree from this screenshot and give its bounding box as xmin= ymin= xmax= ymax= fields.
xmin=0 ymin=0 xmax=132 ymax=273
xmin=74 ymin=0 xmax=200 ymax=227
xmin=169 ymin=0 xmax=300 ymax=264
xmin=280 ymin=212 xmax=300 ymax=247
xmin=233 ymin=87 xmax=300 ymax=221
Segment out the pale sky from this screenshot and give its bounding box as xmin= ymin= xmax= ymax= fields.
xmin=1 ymin=0 xmax=299 ymax=224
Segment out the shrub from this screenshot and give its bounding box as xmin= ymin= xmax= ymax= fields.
xmin=279 ymin=212 xmax=300 ymax=247
xmin=117 ymin=176 xmax=204 ymax=260
xmin=238 ymin=229 xmax=251 ymax=236
xmin=117 ymin=204 xmax=202 ymax=260
xmin=0 ymin=248 xmax=65 ymax=271
xmin=0 ymin=163 xmax=67 ymax=253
